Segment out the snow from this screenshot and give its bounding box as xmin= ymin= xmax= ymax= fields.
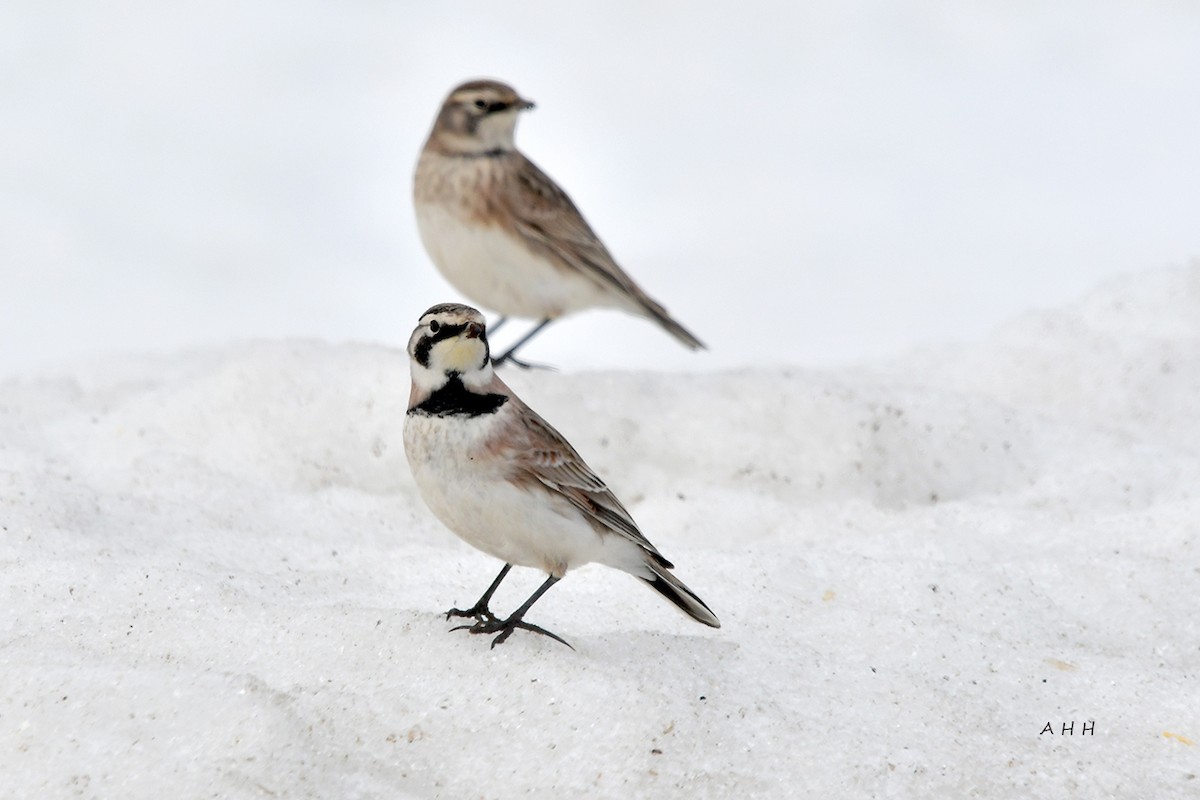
xmin=3 ymin=265 xmax=1198 ymax=798
xmin=3 ymin=1 xmax=1200 ymax=376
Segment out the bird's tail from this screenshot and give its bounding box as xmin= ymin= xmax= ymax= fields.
xmin=641 ymin=559 xmax=720 ymax=628
xmin=639 ymin=296 xmax=706 ymax=351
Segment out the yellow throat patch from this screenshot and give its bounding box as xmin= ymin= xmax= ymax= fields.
xmin=439 ymin=337 xmax=486 ymax=373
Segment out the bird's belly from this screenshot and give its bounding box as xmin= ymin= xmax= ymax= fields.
xmin=414 ymin=203 xmax=616 ymax=319
xmin=403 ymin=412 xmax=610 ymax=575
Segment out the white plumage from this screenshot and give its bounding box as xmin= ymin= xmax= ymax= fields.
xmin=404 ymin=405 xmax=645 ymax=577
xmin=413 ymin=200 xmax=621 ymax=319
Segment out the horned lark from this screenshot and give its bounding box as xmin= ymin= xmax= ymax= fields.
xmin=413 ymin=79 xmax=705 ymax=367
xmin=402 ymin=303 xmax=720 ymax=648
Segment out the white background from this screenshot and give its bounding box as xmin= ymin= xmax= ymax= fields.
xmin=3 ymin=1 xmax=1198 ymax=376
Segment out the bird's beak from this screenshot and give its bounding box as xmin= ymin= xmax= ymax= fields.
xmin=518 ymin=97 xmax=535 ymax=111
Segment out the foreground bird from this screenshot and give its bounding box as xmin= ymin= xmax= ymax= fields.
xmin=413 ymin=79 xmax=704 ymax=367
xmin=402 ymin=303 xmax=719 ymax=648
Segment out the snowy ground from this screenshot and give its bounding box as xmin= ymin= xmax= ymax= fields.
xmin=2 ymin=265 xmax=1198 ymax=798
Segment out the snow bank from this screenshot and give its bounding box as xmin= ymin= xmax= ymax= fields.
xmin=2 ymin=267 xmax=1198 ymax=798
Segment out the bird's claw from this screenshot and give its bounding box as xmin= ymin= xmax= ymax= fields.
xmin=449 ymin=615 xmax=574 ymax=650
xmin=445 ymin=605 xmax=497 ymax=625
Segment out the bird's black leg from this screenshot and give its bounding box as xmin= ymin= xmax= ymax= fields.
xmin=445 ymin=563 xmax=511 ymax=624
xmin=492 ymin=318 xmax=555 ymax=370
xmin=455 ymin=575 xmax=573 ymax=650
xmin=487 ymin=315 xmax=509 ymax=336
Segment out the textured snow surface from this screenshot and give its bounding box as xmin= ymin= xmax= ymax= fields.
xmin=2 ymin=266 xmax=1199 ymax=798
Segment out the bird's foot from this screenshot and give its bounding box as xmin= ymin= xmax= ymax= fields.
xmin=451 ymin=615 xmax=574 ymax=651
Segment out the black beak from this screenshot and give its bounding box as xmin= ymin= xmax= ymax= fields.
xmin=488 ymin=98 xmax=534 ymax=114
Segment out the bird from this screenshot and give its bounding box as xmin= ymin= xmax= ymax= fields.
xmin=413 ymin=79 xmax=705 ymax=368
xmin=402 ymin=302 xmax=720 ymax=648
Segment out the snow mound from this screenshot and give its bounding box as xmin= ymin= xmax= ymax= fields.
xmin=2 ymin=267 xmax=1198 ymax=798
xmin=882 ymin=262 xmax=1200 ymax=448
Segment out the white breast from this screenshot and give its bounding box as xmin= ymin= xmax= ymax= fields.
xmin=403 ymin=406 xmax=639 ymax=576
xmin=414 ymin=186 xmax=622 ymax=319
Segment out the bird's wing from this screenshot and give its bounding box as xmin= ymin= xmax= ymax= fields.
xmin=501 ymin=154 xmax=650 ymax=303
xmin=498 ymin=153 xmax=706 ymax=350
xmin=500 ymin=395 xmax=671 ymax=566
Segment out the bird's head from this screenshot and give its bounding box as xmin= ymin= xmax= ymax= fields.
xmin=407 ymin=303 xmax=494 ymax=392
xmin=428 ymin=79 xmax=535 ymax=155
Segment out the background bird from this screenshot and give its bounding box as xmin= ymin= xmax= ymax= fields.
xmin=402 ymin=302 xmax=720 ymax=647
xmin=413 ymin=79 xmax=705 ymax=368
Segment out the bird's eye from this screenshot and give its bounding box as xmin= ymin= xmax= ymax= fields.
xmin=473 ymin=99 xmax=487 ymax=110
xmin=429 ymin=320 xmax=440 ymax=333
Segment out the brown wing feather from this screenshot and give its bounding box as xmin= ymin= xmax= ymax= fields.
xmin=498 ymin=393 xmax=671 ymax=566
xmin=502 ymin=154 xmax=650 ymax=301
xmin=499 ymin=154 xmax=705 ymax=349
